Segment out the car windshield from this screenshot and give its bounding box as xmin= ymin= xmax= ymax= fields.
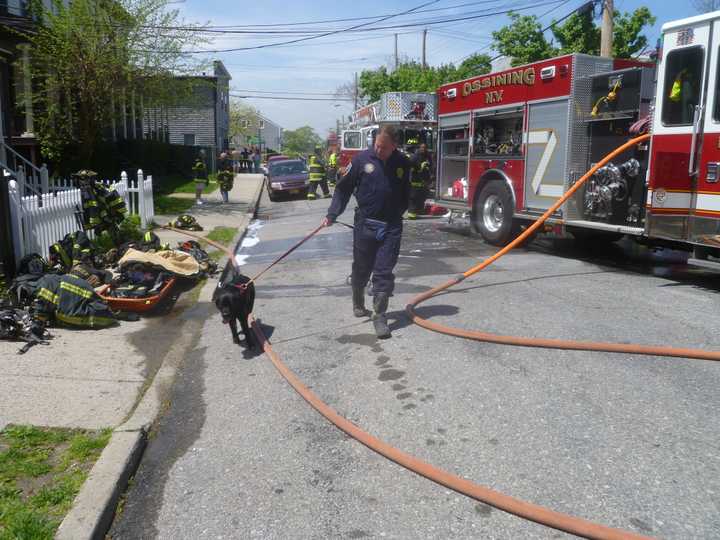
xmin=269 ymin=161 xmax=306 ymax=176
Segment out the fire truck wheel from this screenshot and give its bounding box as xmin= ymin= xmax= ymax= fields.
xmin=474 ymin=181 xmax=515 ymax=246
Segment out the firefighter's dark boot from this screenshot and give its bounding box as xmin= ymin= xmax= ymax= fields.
xmin=372 ymin=292 xmax=391 ymax=339
xmin=352 ymin=286 xmax=370 ymax=318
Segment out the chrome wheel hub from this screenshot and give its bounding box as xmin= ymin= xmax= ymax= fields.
xmin=482 ymin=194 xmax=504 ymax=233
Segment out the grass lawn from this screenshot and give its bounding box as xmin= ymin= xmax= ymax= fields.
xmin=205 ymin=226 xmax=239 ymax=247
xmin=156 ymin=173 xmax=219 ymax=196
xmin=0 ymin=425 xmax=112 ymax=539
xmin=154 ymin=195 xmax=196 ymax=216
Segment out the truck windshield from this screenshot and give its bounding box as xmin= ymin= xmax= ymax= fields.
xmin=343 ymin=131 xmax=361 ymax=149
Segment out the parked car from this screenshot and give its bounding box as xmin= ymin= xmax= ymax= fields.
xmin=267 ymin=154 xmax=290 ymax=164
xmin=266 ymin=159 xmax=309 ymax=201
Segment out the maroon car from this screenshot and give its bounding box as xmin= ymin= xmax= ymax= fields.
xmin=266 ymin=159 xmax=309 ymax=201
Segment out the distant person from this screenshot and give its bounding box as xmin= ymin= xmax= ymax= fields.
xmin=407 ymin=143 xmax=432 ymax=219
xmin=241 ymin=147 xmax=249 ymax=172
xmin=192 ymin=155 xmax=208 ymax=205
xmin=217 ymin=153 xmax=234 ymax=203
xmin=307 ymin=145 xmax=330 ymax=200
xmin=252 ymin=147 xmax=261 ymax=173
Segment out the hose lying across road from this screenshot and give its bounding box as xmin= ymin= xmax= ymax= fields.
xmin=406 ymin=133 xmax=720 ymax=363
xmin=167 ymin=133 xmax=716 ymax=539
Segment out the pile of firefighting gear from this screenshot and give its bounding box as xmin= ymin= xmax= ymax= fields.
xmin=74 ymin=170 xmax=127 ymax=236
xmin=1 ymin=223 xmax=216 ymax=353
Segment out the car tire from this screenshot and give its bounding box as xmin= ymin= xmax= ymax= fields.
xmin=473 ymin=181 xmax=515 ymax=246
xmin=267 ymin=189 xmax=278 ymax=202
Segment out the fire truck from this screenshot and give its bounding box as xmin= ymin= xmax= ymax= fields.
xmin=435 ymin=11 xmax=720 ymax=267
xmin=339 ymin=92 xmax=438 ymax=171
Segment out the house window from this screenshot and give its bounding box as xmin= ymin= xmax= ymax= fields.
xmin=183 ymin=133 xmax=196 ymax=146
xmin=259 ymin=120 xmax=265 ymax=129
xmin=241 ymin=120 xmax=249 ymax=129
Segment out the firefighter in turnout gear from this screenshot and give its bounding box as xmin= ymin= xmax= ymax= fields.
xmin=327 ymin=150 xmax=338 ymax=186
xmin=322 ymin=125 xmax=410 ymax=339
xmin=307 ymin=146 xmax=331 ymax=199
xmin=407 ymin=143 xmax=432 ymax=220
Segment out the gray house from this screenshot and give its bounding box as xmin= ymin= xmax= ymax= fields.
xmin=143 ymin=60 xmax=231 ymax=157
xmin=232 ymin=114 xmax=283 ymax=153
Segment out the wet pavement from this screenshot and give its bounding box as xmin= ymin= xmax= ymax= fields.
xmin=111 ymin=192 xmax=720 ymax=539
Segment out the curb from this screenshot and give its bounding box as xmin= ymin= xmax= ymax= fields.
xmin=55 ymin=176 xmax=265 ymax=540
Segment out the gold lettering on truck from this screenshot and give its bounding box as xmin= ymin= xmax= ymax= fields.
xmin=459 ymin=67 xmax=536 ymax=99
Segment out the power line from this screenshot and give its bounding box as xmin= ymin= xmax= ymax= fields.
xmin=454 ymin=0 xmax=579 ymax=64
xmin=231 ymin=94 xmax=354 ymax=101
xmin=141 ymin=0 xmax=565 ymax=54
xmin=144 ymin=0 xmax=441 ymax=54
xmin=129 ymin=0 xmax=517 ymax=31
xmin=232 ymin=89 xmax=342 ymax=96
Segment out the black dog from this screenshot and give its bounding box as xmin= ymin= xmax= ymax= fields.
xmin=213 ymin=272 xmax=256 ymax=348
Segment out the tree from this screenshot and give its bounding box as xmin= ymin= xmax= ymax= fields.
xmin=229 ymin=101 xmax=261 ymax=145
xmin=612 ymin=7 xmax=656 ymax=58
xmin=551 ymin=12 xmax=600 ymax=56
xmin=492 ymin=12 xmax=557 ymax=66
xmin=356 ymin=54 xmax=492 ymax=103
xmin=21 ymin=0 xmax=208 ymax=164
xmin=282 ymin=126 xmax=322 ymax=156
xmin=491 ymin=7 xmax=655 ymax=66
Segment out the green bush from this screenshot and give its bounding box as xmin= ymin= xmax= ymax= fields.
xmin=118 ymin=215 xmax=143 ymax=243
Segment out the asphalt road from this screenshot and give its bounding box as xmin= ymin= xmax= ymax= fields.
xmin=110 ymin=191 xmax=720 ymax=539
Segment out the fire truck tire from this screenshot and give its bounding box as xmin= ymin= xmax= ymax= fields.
xmin=567 ymin=227 xmax=623 ymax=244
xmin=473 ymin=181 xmax=515 ymax=246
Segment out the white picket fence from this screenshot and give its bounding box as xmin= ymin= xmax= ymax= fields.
xmin=8 ymin=170 xmax=154 ymax=264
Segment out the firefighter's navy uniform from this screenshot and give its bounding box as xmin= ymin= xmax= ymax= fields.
xmin=326 ymin=146 xmax=410 ymax=337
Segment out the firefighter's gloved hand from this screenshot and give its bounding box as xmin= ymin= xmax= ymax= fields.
xmin=322 ymin=216 xmax=335 ymax=227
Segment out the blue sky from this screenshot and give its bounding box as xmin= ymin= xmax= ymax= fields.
xmin=176 ymin=0 xmax=701 ymax=138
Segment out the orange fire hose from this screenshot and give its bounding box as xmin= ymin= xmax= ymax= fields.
xmin=406 ymin=133 xmax=720 ymax=363
xmin=164 ymin=136 xmax=711 ymax=538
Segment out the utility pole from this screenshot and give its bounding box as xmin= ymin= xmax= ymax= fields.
xmin=394 ymin=34 xmax=398 ymax=70
xmin=600 ymin=0 xmax=613 ymax=58
xmin=354 ymin=72 xmax=358 ymax=111
xmin=422 ymin=29 xmax=427 ymax=69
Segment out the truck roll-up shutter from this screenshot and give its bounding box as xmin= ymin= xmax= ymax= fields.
xmin=439 ymin=113 xmax=470 ymax=129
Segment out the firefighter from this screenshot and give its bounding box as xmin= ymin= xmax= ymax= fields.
xmin=307 ymin=146 xmax=331 ymax=200
xmin=322 ymin=125 xmax=411 ymax=339
xmin=192 ymin=155 xmax=208 ymax=205
xmin=407 ymin=143 xmax=432 ymax=220
xmin=327 ymin=149 xmax=338 ymax=186
xmin=217 ymin=153 xmax=234 ymax=203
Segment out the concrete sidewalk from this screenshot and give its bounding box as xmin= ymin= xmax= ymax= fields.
xmin=0 ymin=173 xmax=265 ymax=539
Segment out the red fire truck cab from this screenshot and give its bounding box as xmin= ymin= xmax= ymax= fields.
xmin=435 ymin=11 xmax=720 ymax=267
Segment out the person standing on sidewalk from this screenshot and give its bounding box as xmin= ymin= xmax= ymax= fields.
xmin=322 ymin=125 xmax=410 ymax=339
xmin=252 ymin=147 xmax=261 ymax=173
xmin=217 ymin=153 xmax=234 ymax=203
xmin=307 ymin=146 xmax=331 ymax=200
xmin=192 ymin=154 xmax=208 ymax=205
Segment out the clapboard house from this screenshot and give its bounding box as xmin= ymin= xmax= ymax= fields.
xmin=143 ymin=60 xmax=231 ymax=160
